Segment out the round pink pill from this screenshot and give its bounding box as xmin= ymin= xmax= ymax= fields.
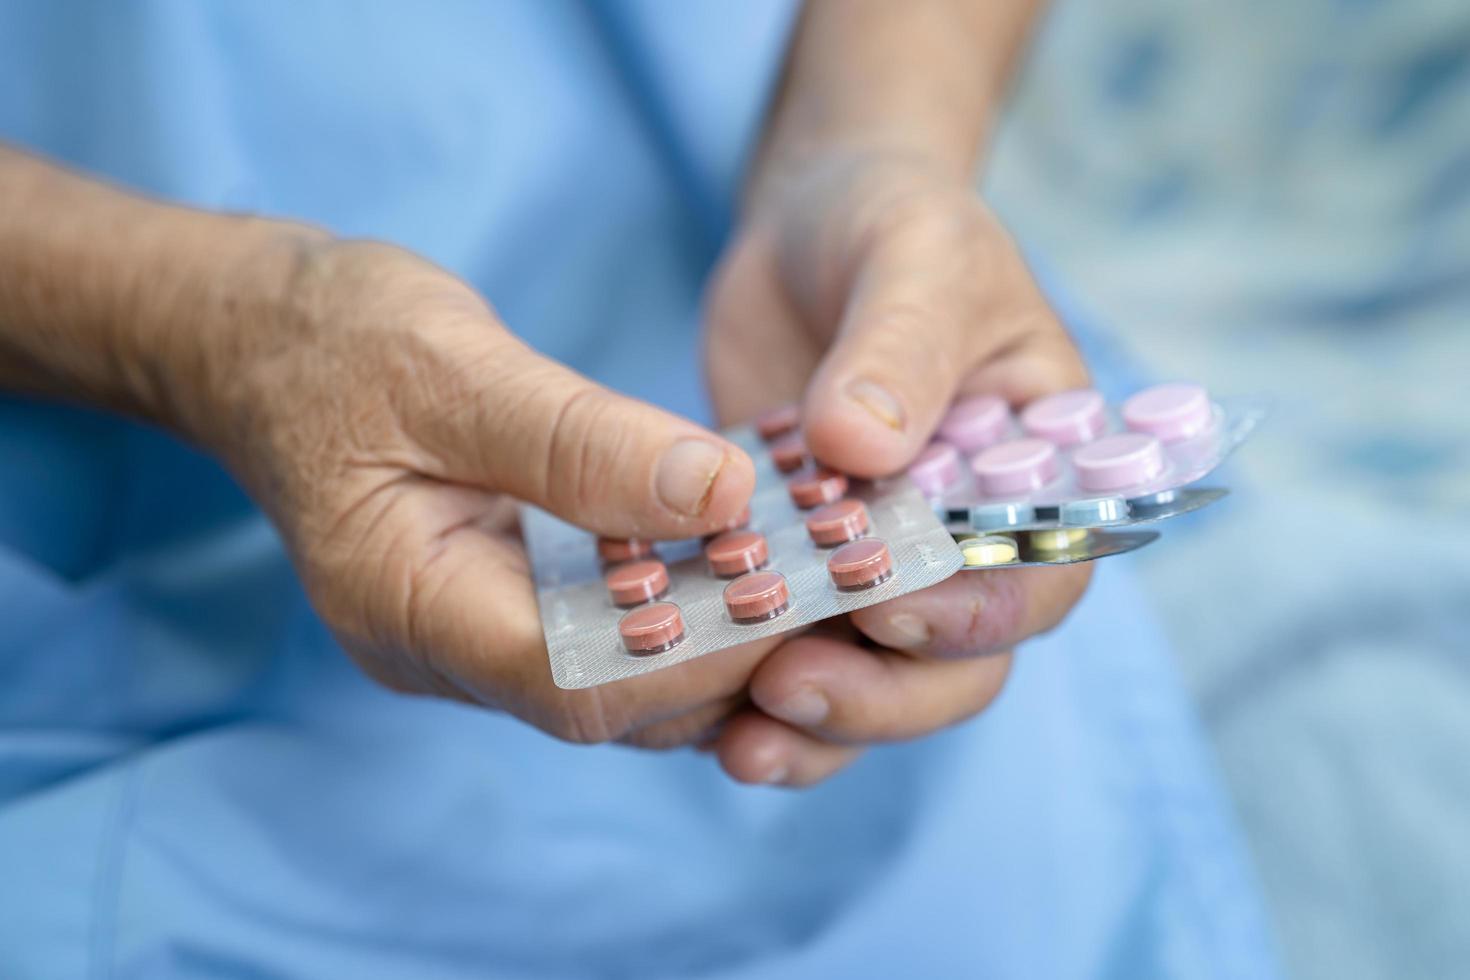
xmin=804 ymin=498 xmax=869 ymax=546
xmin=597 ymin=537 xmax=655 ymax=564
xmin=908 ymin=442 xmax=962 ymax=497
xmin=770 ymin=433 xmax=809 ymax=473
xmin=937 ymin=394 xmax=1010 ymax=452
xmin=618 ymin=602 xmax=685 ymax=655
xmin=723 ymin=570 xmax=791 ymax=624
xmin=970 ymin=438 xmax=1060 ymax=496
xmin=755 ymin=404 xmax=800 ymax=441
xmin=605 ymin=559 xmax=670 ymax=608
xmin=705 ymin=530 xmax=769 ymax=578
xmin=1122 ymin=383 xmax=1214 ymax=443
xmin=1020 ymin=389 xmax=1106 ymax=446
xmin=827 ymin=538 xmax=893 ymax=591
xmin=788 ymin=468 xmax=849 ymax=509
xmin=1072 ymin=432 xmax=1166 ymax=492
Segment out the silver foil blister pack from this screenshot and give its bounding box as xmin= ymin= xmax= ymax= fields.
xmin=524 ymin=422 xmax=963 ymax=690
xmin=912 ymin=384 xmax=1265 ymax=532
xmin=952 ymin=527 xmax=1160 ymax=569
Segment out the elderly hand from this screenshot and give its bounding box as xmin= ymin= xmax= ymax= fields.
xmin=702 ymin=149 xmax=1094 ymax=785
xmin=182 ymin=236 xmax=794 ymax=748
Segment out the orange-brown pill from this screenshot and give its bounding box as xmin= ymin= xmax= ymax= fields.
xmin=618 ymin=602 xmax=685 ymax=655
xmin=723 ymin=570 xmax=791 ymax=624
xmin=770 ymin=433 xmax=809 ymax=473
xmin=605 ymin=559 xmax=670 ymax=608
xmin=597 ymin=537 xmax=655 ymax=564
xmin=827 ymin=538 xmax=893 ymax=591
xmin=804 ymin=498 xmax=869 ymax=546
xmin=704 ymin=529 xmax=769 ymax=578
xmin=788 ymin=468 xmax=849 ymax=509
xmin=704 ymin=503 xmax=752 ymax=541
xmin=755 ymin=403 xmax=800 ymax=441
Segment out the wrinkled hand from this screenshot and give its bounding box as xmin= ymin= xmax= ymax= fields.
xmin=196 ymin=238 xmax=784 ymax=747
xmin=703 ymin=150 xmax=1093 ymax=785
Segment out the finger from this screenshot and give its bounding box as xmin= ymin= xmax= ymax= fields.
xmin=747 ymin=633 xmax=1012 ymax=744
xmin=328 ymin=482 xmax=780 ymax=741
xmin=408 ymin=330 xmax=755 ymax=539
xmin=702 ymin=221 xmax=825 ymax=425
xmin=714 ymin=709 xmax=863 ymax=787
xmin=616 ymin=693 xmax=746 ymax=751
xmin=848 ymin=562 xmax=1093 ymax=659
xmin=801 ymin=199 xmax=1088 ymax=476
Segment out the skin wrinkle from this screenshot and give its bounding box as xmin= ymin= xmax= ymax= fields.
xmin=538 ymin=383 xmax=604 ymax=515
xmin=0 ymin=1 xmax=1088 ymax=784
xmin=556 ymin=684 xmax=620 ymax=746
xmin=842 ymin=301 xmax=963 ymax=390
xmin=618 ymin=695 xmax=746 ymax=750
xmin=417 ymin=331 xmax=525 ymax=479
xmin=401 ymin=505 xmax=488 ymax=667
xmin=964 ymin=592 xmax=989 ymax=652
xmin=325 ymin=482 xmax=424 ymax=654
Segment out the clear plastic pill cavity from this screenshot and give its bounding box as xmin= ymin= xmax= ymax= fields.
xmin=605 ymin=559 xmax=669 ymax=608
xmin=924 ymin=382 xmax=1264 ymax=531
xmin=788 ymin=467 xmax=849 ymax=509
xmin=618 ymin=602 xmax=685 ymax=655
xmin=705 ymin=530 xmax=769 ymax=578
xmin=827 ymin=538 xmax=893 ymax=591
xmin=723 ymin=570 xmax=791 ymax=624
xmin=958 ymin=534 xmax=1019 ymax=567
xmin=522 ymin=408 xmax=964 ymax=689
xmin=805 ymin=498 xmax=869 ymax=547
xmin=597 ymin=536 xmax=655 ymax=564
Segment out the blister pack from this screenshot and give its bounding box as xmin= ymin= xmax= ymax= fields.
xmin=952 ymin=527 xmax=1159 ymax=569
xmin=906 ymin=383 xmax=1264 ymax=532
xmin=942 ymin=486 xmax=1230 ymax=536
xmin=523 ymin=414 xmax=964 ymax=690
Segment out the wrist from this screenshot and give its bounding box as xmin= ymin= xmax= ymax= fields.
xmin=744 ymin=139 xmax=975 ymax=229
xmin=130 ymin=214 xmax=334 ymax=450
xmin=0 ymin=148 xmax=334 ymax=440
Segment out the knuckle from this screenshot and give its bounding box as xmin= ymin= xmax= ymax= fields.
xmin=872 ymin=190 xmax=1002 ymax=278
xmin=542 ymin=688 xmax=631 ymax=746
xmin=846 ymin=302 xmax=962 ymax=389
xmin=951 ymin=574 xmax=1031 ymax=655
xmin=540 ymin=385 xmax=632 ymax=514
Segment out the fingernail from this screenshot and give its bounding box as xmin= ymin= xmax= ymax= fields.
xmin=884 ymin=613 xmax=931 ymax=650
xmin=763 ymin=764 xmax=790 ymax=785
xmin=846 ymin=379 xmax=906 ymax=431
xmin=768 ymin=687 xmax=829 ymax=727
xmin=656 ymin=439 xmax=727 ymax=516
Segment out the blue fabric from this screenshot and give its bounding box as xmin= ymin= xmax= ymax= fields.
xmin=0 ymin=3 xmax=1279 ymax=977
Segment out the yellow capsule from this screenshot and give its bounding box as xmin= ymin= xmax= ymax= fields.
xmin=1027 ymin=527 xmax=1090 ymax=552
xmin=960 ymin=535 xmax=1019 ymax=567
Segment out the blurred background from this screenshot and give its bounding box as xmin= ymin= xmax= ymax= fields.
xmin=985 ymin=2 xmax=1470 ymax=978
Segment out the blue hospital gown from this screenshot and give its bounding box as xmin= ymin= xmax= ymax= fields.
xmin=0 ymin=3 xmax=1280 ymax=977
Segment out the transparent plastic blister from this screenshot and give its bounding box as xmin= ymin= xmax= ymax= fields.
xmin=524 ymin=423 xmax=964 ymax=690
xmin=947 ymin=486 xmax=1230 ymax=534
xmin=915 ymin=384 xmax=1265 ymax=532
xmin=953 ymin=527 xmax=1160 ymax=569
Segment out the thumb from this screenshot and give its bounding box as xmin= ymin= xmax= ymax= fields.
xmin=800 ymin=205 xmax=1087 ymax=478
xmin=410 ymin=333 xmax=755 ymax=539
